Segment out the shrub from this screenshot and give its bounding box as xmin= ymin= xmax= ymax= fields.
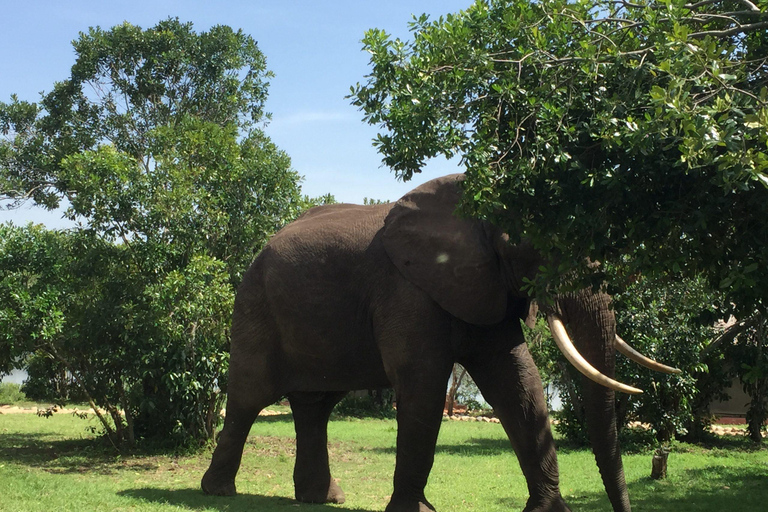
xmin=0 ymin=382 xmax=26 ymax=405
xmin=553 ymin=274 xmax=724 ymax=446
xmin=334 ymin=389 xmax=396 ymax=419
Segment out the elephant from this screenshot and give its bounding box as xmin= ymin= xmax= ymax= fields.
xmin=201 ymin=173 xmax=679 ymax=512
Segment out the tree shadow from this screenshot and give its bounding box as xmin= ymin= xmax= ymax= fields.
xmin=0 ymin=432 xmax=158 ymax=474
xmin=119 ymin=487 xmax=376 ymax=512
xmin=682 ymin=434 xmax=766 ymax=452
xmin=626 ymin=464 xmax=768 ymax=511
xmin=0 ymin=412 xmax=295 ymax=475
xmin=253 ymin=413 xmax=295 ymax=424
xmin=117 ymin=463 xmax=767 ymax=512
xmin=496 ymin=463 xmax=768 ymax=511
xmin=367 ymin=436 xmax=514 ymax=456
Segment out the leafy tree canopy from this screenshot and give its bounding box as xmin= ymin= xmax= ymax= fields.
xmin=352 ymin=0 xmax=768 ymax=314
xmin=0 ymin=17 xmax=305 ymax=284
xmin=1 ymin=18 xmax=273 ymax=207
xmin=0 ymin=19 xmax=307 ymax=447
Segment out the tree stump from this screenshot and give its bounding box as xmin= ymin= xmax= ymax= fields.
xmin=651 ymin=448 xmax=669 ymax=479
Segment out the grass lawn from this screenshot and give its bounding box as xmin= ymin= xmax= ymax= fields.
xmin=0 ymin=410 xmax=766 ymax=511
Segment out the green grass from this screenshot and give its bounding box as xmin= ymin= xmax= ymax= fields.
xmin=0 ymin=412 xmax=766 ymax=512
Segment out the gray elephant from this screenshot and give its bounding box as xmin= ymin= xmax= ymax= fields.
xmin=201 ymin=174 xmax=678 ymax=512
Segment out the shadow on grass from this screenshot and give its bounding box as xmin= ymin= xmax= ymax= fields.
xmin=119 ymin=487 xmax=376 ymax=512
xmin=0 ymin=432 xmax=159 ymax=474
xmin=553 ymin=431 xmax=766 ymax=455
xmin=253 ymin=413 xmax=295 ymax=424
xmin=118 ymin=464 xmax=768 ymax=512
xmin=0 ymin=412 xmax=295 ymax=475
xmin=368 ymin=437 xmax=514 ymax=457
xmin=435 ymin=437 xmax=514 ymax=456
xmin=679 ymin=433 xmax=767 ymax=452
xmin=501 ymin=462 xmax=768 ymax=512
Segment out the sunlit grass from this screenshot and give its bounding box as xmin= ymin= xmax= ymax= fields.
xmin=0 ymin=412 xmax=766 ymax=511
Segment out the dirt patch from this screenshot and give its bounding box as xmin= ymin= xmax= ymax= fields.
xmin=1 ymin=405 xmax=289 ymax=418
xmin=442 ymin=414 xmax=766 ymax=437
xmin=0 ymin=405 xmax=93 ymax=416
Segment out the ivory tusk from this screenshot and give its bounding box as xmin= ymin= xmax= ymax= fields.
xmin=547 ymin=315 xmax=643 ymax=395
xmin=615 ymin=335 xmax=682 ymax=374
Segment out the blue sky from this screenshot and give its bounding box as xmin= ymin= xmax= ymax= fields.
xmin=0 ymin=0 xmax=473 ymax=229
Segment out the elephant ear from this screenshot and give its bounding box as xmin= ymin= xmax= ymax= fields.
xmin=382 ymin=174 xmax=507 ymax=326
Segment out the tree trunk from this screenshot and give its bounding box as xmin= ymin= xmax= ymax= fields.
xmin=446 ymin=364 xmax=467 ymax=417
xmin=745 ymin=317 xmax=767 ymax=443
xmin=118 ymin=380 xmax=135 ymax=448
xmin=47 ymin=346 xmax=121 ymax=449
xmin=651 ymin=449 xmax=669 ymax=479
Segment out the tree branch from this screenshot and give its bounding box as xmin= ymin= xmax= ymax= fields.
xmin=702 ymin=316 xmax=756 ymax=357
xmin=684 ymin=0 xmax=724 ymax=9
xmin=45 ymin=344 xmax=121 ymax=450
xmin=690 ymin=20 xmax=768 ymax=38
xmin=737 ymin=0 xmax=761 ymax=12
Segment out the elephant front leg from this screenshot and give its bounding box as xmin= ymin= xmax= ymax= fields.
xmin=384 ymin=370 xmax=452 ymax=512
xmin=463 ymin=341 xmax=571 ymax=512
xmin=289 ymin=391 xmax=347 ymax=504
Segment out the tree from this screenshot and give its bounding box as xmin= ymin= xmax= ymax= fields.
xmin=446 ymin=364 xmax=466 ymax=416
xmin=716 ymin=312 xmax=768 ymax=442
xmin=351 ymin=0 xmax=768 ymax=316
xmin=613 ymin=274 xmax=723 ymax=443
xmin=0 ymin=223 xmax=68 ymax=378
xmin=0 ymin=19 xmax=305 ymax=447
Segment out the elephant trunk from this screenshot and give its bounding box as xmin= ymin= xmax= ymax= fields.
xmin=557 ymin=292 xmax=632 ymax=512
xmin=582 ymin=380 xmax=631 ymax=511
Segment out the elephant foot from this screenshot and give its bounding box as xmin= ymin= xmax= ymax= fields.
xmin=384 ymin=495 xmax=436 ymax=512
xmin=295 ymin=477 xmax=346 ymax=504
xmin=523 ymin=495 xmax=572 ymax=512
xmin=201 ymin=471 xmax=237 ymax=496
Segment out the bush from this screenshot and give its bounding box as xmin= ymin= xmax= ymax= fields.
xmin=0 ymin=382 xmax=26 ymax=405
xmin=21 ymin=352 xmax=87 ymax=403
xmin=333 ymin=389 xmax=396 ymax=419
xmin=553 ymin=274 xmax=725 ymax=446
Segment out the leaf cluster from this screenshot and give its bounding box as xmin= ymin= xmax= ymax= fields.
xmin=352 ymin=0 xmax=768 ymax=314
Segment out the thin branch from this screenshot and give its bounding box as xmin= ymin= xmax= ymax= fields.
xmin=684 ymin=0 xmax=723 ymax=9
xmin=616 ymin=1 xmax=646 ymax=8
xmin=690 ymin=20 xmax=768 ymax=37
xmin=691 ymin=12 xmax=767 ymax=25
xmin=702 ymin=317 xmax=756 ymax=357
xmin=737 ymin=0 xmax=761 ymax=12
xmin=562 ymin=12 xmax=619 ymax=48
xmin=581 ymin=17 xmax=644 ymax=25
xmin=606 ymin=20 xmax=646 ymax=37
xmin=45 ymin=345 xmax=121 ymax=450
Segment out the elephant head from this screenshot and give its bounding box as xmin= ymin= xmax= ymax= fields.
xmin=382 ymin=174 xmax=679 ymax=511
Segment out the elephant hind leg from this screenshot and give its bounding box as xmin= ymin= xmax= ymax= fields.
xmin=201 ymin=341 xmax=284 ymax=496
xmin=201 ymin=380 xmax=281 ymax=496
xmin=201 ymin=392 xmax=280 ymax=496
xmin=289 ymin=391 xmax=348 ymax=504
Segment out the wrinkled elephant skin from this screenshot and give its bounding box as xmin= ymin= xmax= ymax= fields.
xmin=202 ymin=174 xmax=630 ymax=512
